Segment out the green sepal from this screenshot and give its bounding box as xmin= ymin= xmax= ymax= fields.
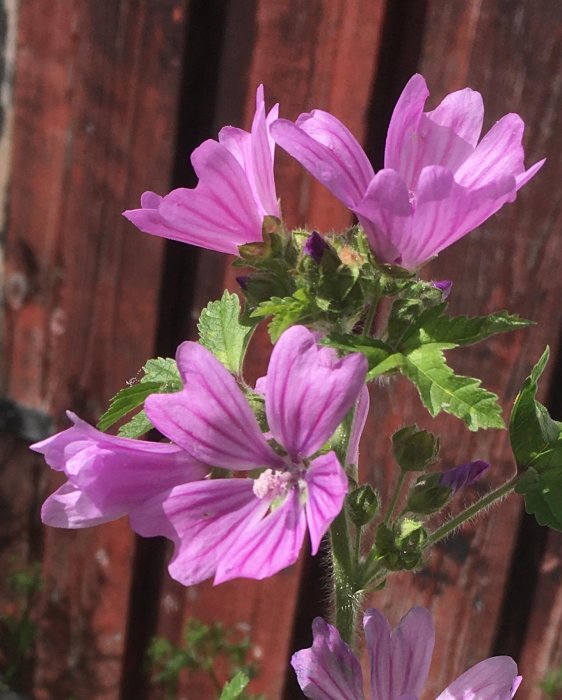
xmin=347 ymin=484 xmax=379 ymax=527
xmin=405 ymin=473 xmax=451 ymax=515
xmin=373 ymin=518 xmax=427 ymax=571
xmin=392 ymin=425 xmax=440 ymax=472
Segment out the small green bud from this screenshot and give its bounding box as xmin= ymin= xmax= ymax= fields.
xmin=347 ymin=484 xmax=379 ymax=527
xmin=373 ymin=518 xmax=427 ymax=571
xmin=392 ymin=425 xmax=440 ymax=472
xmin=405 ymin=473 xmax=452 ymax=515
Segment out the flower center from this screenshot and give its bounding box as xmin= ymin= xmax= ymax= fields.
xmin=252 ymin=469 xmax=294 ymax=500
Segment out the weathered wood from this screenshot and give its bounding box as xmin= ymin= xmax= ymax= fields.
xmin=361 ymin=0 xmax=562 ymax=696
xmin=2 ymin=1 xmax=187 ymax=698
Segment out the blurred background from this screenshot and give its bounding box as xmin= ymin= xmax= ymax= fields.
xmin=1 ymin=0 xmax=562 ymax=698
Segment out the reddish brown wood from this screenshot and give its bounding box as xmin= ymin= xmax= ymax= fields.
xmin=360 ymin=1 xmax=562 ymax=696
xmin=2 ymin=1 xmax=188 ymax=698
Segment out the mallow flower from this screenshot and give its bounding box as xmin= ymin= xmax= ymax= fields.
xmin=124 ymin=85 xmax=280 ymax=254
xmin=271 ymin=74 xmax=544 ymax=270
xmin=31 ymin=414 xmax=208 ymax=528
xmin=292 ymin=606 xmax=522 ymax=700
xmin=134 ymin=325 xmax=368 ymax=585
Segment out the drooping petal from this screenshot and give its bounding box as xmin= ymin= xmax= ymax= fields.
xmin=32 ymin=412 xmax=207 ymax=527
xmin=291 ymin=617 xmax=364 ymax=700
xmin=364 ymin=607 xmax=434 ymax=700
xmin=265 ymin=325 xmax=367 ymax=461
xmin=131 ymin=478 xmax=270 ymax=586
xmin=384 ymin=74 xmax=430 ymax=188
xmin=146 ymin=342 xmax=282 ymax=471
xmin=346 ymin=386 xmax=370 ymax=467
xmin=400 ymin=165 xmax=517 ymax=269
xmin=271 ymin=111 xmax=374 ymax=207
xmin=454 ymin=114 xmax=528 ymax=188
xmin=41 ymin=483 xmax=116 ymax=528
xmin=305 ymin=452 xmax=348 ymax=554
xmin=215 ymin=486 xmax=307 ymax=583
xmin=353 ymin=169 xmax=412 ymax=264
xmin=436 ymin=656 xmax=521 ymax=700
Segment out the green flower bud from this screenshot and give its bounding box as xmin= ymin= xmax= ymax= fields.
xmin=405 ymin=473 xmax=452 ymax=515
xmin=347 ymin=484 xmax=379 ymax=527
xmin=392 ymin=425 xmax=440 ymax=472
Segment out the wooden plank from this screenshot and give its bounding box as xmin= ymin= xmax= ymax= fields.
xmin=1 ymin=1 xmax=188 ymax=698
xmin=360 ymin=0 xmax=562 ymax=695
xmin=146 ymin=1 xmax=388 ymax=698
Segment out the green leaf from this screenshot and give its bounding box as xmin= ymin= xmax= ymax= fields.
xmin=97 ymin=381 xmax=161 ymax=432
xmin=411 ymin=310 xmax=533 ymax=350
xmin=198 ymin=290 xmax=253 ymax=374
xmin=219 ymin=671 xmax=250 ymax=700
xmin=401 ymin=343 xmax=504 ymax=430
xmin=97 ymin=357 xmax=182 ymax=433
xmin=117 ymin=409 xmax=153 ymax=438
xmin=251 ymin=289 xmax=317 ymax=342
xmin=323 ymin=334 xmax=391 ymax=368
xmin=508 ymin=348 xmax=562 ymax=531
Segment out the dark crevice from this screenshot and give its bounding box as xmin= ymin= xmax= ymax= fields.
xmin=492 ymin=337 xmax=562 ymax=659
xmin=119 ymin=2 xmax=233 ymax=698
xmin=364 ymin=0 xmax=429 ymax=170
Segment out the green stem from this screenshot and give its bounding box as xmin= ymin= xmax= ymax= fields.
xmin=383 ymin=471 xmax=407 ymax=525
xmin=424 ymin=475 xmax=519 ymax=549
xmin=330 ymin=508 xmax=362 ymax=645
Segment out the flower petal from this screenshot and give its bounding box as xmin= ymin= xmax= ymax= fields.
xmin=291 ymin=617 xmax=364 ymax=700
xmin=436 ymin=656 xmax=521 ymax=700
xmin=265 ymin=326 xmax=367 ymax=461
xmin=131 ymin=478 xmax=269 ymax=586
xmin=384 ymin=74 xmax=430 ymax=187
xmin=146 ymin=342 xmax=282 ymax=471
xmin=271 ymin=111 xmax=374 ymax=207
xmin=454 ymin=114 xmax=528 ymax=188
xmin=215 ymin=486 xmax=307 ymax=583
xmin=364 ymin=606 xmax=434 ymax=700
xmin=41 ymin=483 xmax=116 ymax=528
xmin=32 ymin=412 xmax=207 ymax=527
xmin=426 ymin=87 xmax=484 ymax=147
xmin=353 ymin=168 xmax=412 ymax=264
xmin=346 ymin=386 xmax=370 ymax=467
xmin=305 ymin=452 xmax=348 ymax=554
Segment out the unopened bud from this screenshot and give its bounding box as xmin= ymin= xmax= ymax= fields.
xmin=347 ymin=484 xmax=379 ymax=527
xmin=392 ymin=425 xmax=439 ymax=472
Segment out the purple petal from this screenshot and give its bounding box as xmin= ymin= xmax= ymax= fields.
xmin=271 ymin=111 xmax=374 ymax=207
xmin=384 ymin=74 xmax=430 ymax=187
xmin=305 ymin=452 xmax=348 ymax=554
xmin=353 ymin=168 xmax=412 ymax=264
xmin=131 ymin=478 xmax=269 ymax=586
xmin=215 ymin=486 xmax=307 ymax=583
xmin=145 ymin=342 xmax=282 ymax=471
xmin=454 ymin=114 xmax=528 ymax=188
xmin=515 ymin=157 xmax=545 ymax=190
xmin=291 ymin=617 xmax=364 ymax=700
xmin=433 ymin=280 xmax=453 ymax=299
xmin=265 ymin=326 xmax=367 ymax=461
xmin=32 ymin=412 xmax=207 ymax=528
xmin=401 ymin=165 xmax=517 ymax=269
xmin=436 ymin=656 xmax=521 ymax=700
xmin=439 ymin=460 xmax=489 ymax=494
xmin=304 ymin=231 xmax=329 ymax=263
xmin=364 ymin=606 xmax=434 ymax=700
xmin=346 ymin=386 xmax=370 ymax=466
xmin=426 ymin=88 xmax=484 ymax=148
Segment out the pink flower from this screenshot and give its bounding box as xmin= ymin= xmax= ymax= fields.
xmin=271 ymin=74 xmax=544 ymax=269
xmin=31 ymin=413 xmax=207 ymax=528
xmin=136 ymin=325 xmax=367 ymax=585
xmin=292 ymin=606 xmax=522 ymax=700
xmin=123 ymin=86 xmax=280 ymax=254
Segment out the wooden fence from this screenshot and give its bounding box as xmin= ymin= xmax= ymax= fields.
xmin=1 ymin=1 xmax=562 ymax=698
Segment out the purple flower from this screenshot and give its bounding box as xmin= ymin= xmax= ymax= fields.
xmin=439 ymin=459 xmax=489 ymax=494
xmin=292 ymin=606 xmax=522 ymax=700
xmin=304 ymin=231 xmax=330 ymax=263
xmin=31 ymin=413 xmax=207 ymax=528
xmin=136 ymin=325 xmax=367 ymax=585
xmin=271 ymin=74 xmax=544 ymax=270
xmin=123 ymin=86 xmax=280 ymax=255
xmin=433 ymin=279 xmax=453 ymax=299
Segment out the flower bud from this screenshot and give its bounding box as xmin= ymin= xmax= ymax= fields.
xmin=347 ymin=484 xmax=379 ymax=527
xmin=392 ymin=425 xmax=439 ymax=472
